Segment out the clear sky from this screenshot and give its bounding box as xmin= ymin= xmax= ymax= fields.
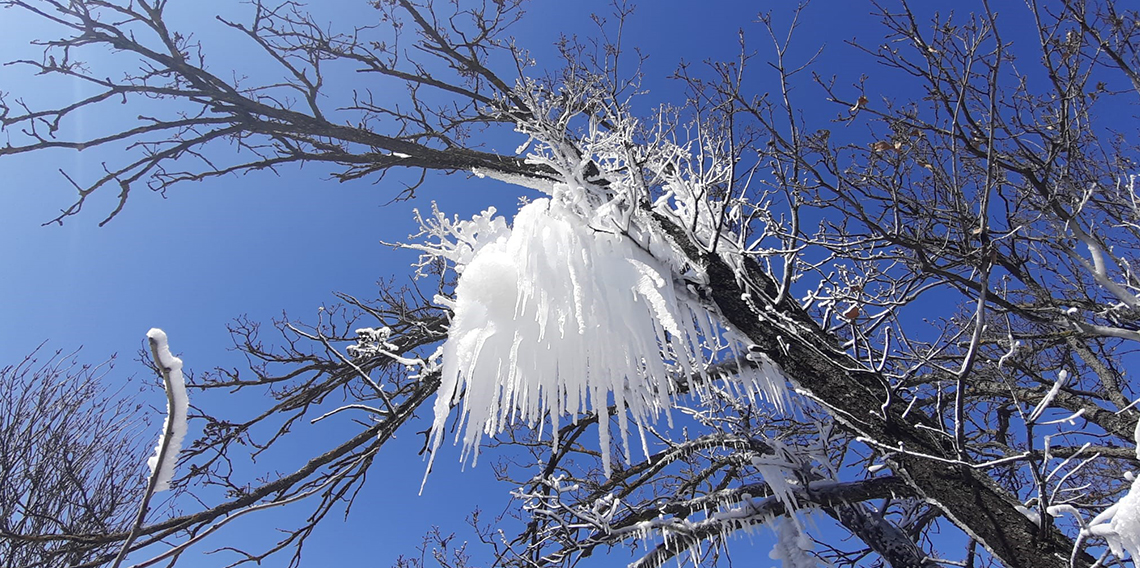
xmin=0 ymin=1 xmax=905 ymax=566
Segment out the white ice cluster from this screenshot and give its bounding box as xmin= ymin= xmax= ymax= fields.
xmin=421 ymin=187 xmax=787 ymax=478
xmin=145 ymin=328 xmax=189 ymax=493
xmin=346 ymin=326 xmax=397 ymax=359
xmin=1083 ymin=420 xmax=1140 ymax=560
xmin=768 ymin=516 xmax=816 ymax=568
xmin=1087 ymin=475 xmax=1140 ymax=560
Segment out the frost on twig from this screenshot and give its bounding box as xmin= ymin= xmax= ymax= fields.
xmin=403 ymin=203 xmax=510 ymax=283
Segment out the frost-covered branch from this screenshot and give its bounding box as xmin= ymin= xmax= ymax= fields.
xmin=624 ymin=477 xmax=917 ymax=568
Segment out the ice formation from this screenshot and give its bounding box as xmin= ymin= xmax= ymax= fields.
xmin=1084 ymin=419 xmax=1140 ymax=560
xmin=768 ymin=516 xmax=816 ymax=568
xmin=1088 ymin=474 xmax=1140 ymax=560
xmin=425 ymin=189 xmax=787 ymax=478
xmin=145 ymin=328 xmax=188 ymax=493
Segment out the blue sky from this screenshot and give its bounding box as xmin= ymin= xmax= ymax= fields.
xmin=0 ymin=1 xmax=905 ymax=566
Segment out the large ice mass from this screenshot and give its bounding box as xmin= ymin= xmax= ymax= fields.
xmin=424 ymin=188 xmax=787 ymax=477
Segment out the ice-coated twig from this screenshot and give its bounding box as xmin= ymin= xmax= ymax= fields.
xmin=1037 ymin=409 xmax=1086 ymax=426
xmin=310 ymin=403 xmax=385 ymax=425
xmin=144 ymin=329 xmax=189 ymax=492
xmin=856 ymin=436 xmax=1031 ymax=470
xmin=1064 ymin=222 xmax=1140 ymax=310
xmin=286 ymin=321 xmax=397 ymax=416
xmin=1046 ymin=442 xmax=1094 ymax=485
xmin=110 ymin=328 xmax=189 ymax=568
xmin=1028 ymin=370 xmax=1069 ymax=425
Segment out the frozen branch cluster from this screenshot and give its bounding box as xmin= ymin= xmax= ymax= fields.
xmin=346 ymin=326 xmax=397 ymax=358
xmin=406 ymin=204 xmax=511 ymax=282
xmin=509 ymin=431 xmax=896 ymax=568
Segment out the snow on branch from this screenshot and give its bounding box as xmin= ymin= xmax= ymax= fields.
xmin=403 ymin=203 xmax=510 ymax=284
xmin=145 ymin=328 xmax=189 ymax=493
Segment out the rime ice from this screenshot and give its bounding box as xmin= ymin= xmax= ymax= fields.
xmin=145 ymin=328 xmax=188 ymax=493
